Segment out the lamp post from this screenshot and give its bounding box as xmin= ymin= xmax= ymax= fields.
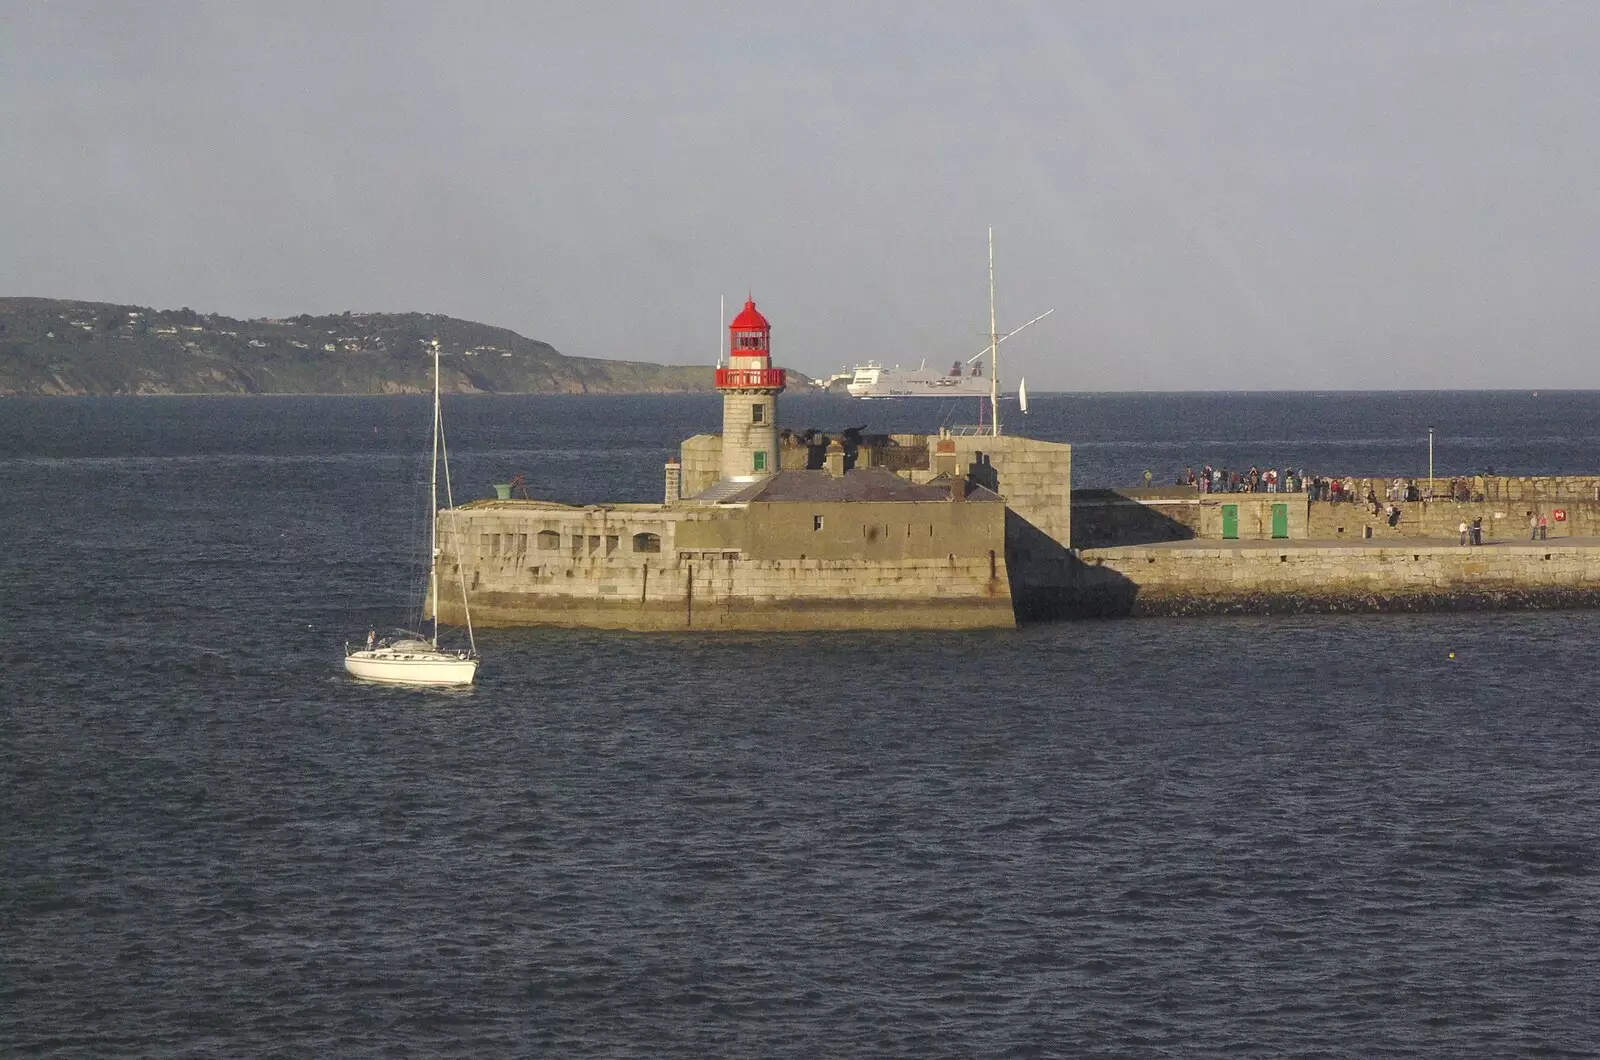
xmin=1428 ymin=426 xmax=1434 ymax=500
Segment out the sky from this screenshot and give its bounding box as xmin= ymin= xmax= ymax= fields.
xmin=4 ymin=1 xmax=1599 ymax=390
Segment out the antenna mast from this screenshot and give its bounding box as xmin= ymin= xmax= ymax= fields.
xmin=429 ymin=338 xmax=441 ymax=648
xmin=988 ymin=225 xmax=1000 ymax=438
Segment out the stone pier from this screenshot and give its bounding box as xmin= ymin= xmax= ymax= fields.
xmin=1067 ymin=536 xmax=1600 ymax=616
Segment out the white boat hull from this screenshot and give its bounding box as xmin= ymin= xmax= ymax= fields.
xmin=845 ymin=362 xmax=994 ymax=400
xmin=344 ymin=648 xmax=479 ymax=686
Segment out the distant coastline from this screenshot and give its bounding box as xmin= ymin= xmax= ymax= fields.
xmin=0 ymin=297 xmax=787 ymax=397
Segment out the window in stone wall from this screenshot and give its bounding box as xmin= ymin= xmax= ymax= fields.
xmin=752 ymin=403 xmax=764 ymax=424
xmin=813 ymin=515 xmax=824 ymax=531
xmin=753 ymin=450 xmax=768 ymax=472
xmin=587 ymin=535 xmax=601 ymax=554
xmin=604 ymin=535 xmax=618 ymax=555
xmin=515 ymin=534 xmax=529 ymax=555
xmin=633 ymin=532 xmax=661 ymax=553
xmin=537 ymin=530 xmax=560 ymax=551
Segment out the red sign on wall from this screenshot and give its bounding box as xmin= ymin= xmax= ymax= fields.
xmin=1553 ymin=508 xmax=1567 ymax=522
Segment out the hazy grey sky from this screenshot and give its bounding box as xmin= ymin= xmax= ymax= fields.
xmin=5 ymin=1 xmax=1598 ymax=389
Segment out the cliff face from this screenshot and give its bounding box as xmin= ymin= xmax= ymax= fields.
xmin=0 ymin=298 xmax=740 ymax=396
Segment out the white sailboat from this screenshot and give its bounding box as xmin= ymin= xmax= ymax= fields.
xmin=344 ymin=340 xmax=480 ymax=686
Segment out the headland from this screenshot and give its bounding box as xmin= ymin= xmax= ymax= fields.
xmin=0 ymin=297 xmax=726 ymax=395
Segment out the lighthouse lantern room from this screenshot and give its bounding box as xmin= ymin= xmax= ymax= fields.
xmin=715 ymin=297 xmax=786 ymax=482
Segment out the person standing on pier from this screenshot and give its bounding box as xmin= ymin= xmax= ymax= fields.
xmin=1459 ymin=521 xmax=1469 ymax=546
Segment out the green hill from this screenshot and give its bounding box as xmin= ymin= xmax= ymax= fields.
xmin=0 ymin=298 xmax=783 ymax=396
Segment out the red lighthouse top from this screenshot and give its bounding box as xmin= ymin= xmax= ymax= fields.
xmin=717 ymin=296 xmax=785 ymax=391
xmin=729 ymin=298 xmax=769 ymax=331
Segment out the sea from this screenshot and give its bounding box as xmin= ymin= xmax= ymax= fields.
xmin=3 ymin=391 xmax=1599 ymax=1058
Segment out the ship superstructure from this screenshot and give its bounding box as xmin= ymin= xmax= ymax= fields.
xmin=845 ymin=359 xmax=990 ymax=400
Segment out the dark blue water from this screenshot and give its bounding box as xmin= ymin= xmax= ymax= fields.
xmin=4 ymin=393 xmax=1600 ymax=1057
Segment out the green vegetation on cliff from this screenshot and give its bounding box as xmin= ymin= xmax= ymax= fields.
xmin=0 ymin=298 xmax=746 ymax=396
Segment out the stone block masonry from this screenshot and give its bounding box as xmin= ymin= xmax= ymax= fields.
xmin=430 ymin=499 xmax=1015 ymax=631
xmin=1067 ymin=539 xmax=1600 ymax=616
xmin=1073 ymin=478 xmax=1600 ymax=549
xmin=684 ymin=431 xmax=1072 ymax=547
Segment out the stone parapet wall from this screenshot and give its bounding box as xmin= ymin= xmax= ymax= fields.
xmin=1466 ymin=476 xmax=1600 ymax=503
xmin=938 ymin=435 xmax=1072 ymax=548
xmin=1080 ymin=480 xmax=1600 ymax=546
xmin=680 ymin=434 xmax=722 ymax=497
xmin=1306 ymin=499 xmax=1600 ymax=541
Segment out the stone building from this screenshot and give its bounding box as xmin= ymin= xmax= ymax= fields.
xmin=434 ymin=298 xmax=1075 ymax=631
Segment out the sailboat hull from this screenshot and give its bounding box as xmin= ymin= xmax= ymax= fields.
xmin=344 ymin=648 xmax=479 ymax=686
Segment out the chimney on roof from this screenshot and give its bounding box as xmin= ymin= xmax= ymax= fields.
xmin=948 ymin=477 xmax=966 ymax=503
xmin=663 ymin=458 xmax=681 ymax=504
xmin=824 ymin=438 xmax=846 ymax=478
xmin=934 ymin=437 xmax=957 ymax=477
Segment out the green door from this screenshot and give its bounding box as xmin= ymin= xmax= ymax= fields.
xmin=1271 ymin=503 xmax=1289 ymax=539
xmin=1222 ymin=504 xmax=1239 ymax=540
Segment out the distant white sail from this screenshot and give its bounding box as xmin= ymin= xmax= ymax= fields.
xmin=1018 ymin=377 xmax=1029 ymax=414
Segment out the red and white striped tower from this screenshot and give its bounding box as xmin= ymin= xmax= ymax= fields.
xmin=715 ymin=297 xmax=786 ymax=481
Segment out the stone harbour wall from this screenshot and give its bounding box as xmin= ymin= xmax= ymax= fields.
xmin=440 ymin=553 xmax=1014 ymax=631
xmin=432 ymin=501 xmax=1015 ymax=631
xmin=1067 ymin=541 xmax=1600 ymax=616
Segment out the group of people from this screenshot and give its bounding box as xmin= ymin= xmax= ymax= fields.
xmin=1177 ymin=467 xmax=1439 ymax=507
xmin=1453 ymin=514 xmax=1551 ymax=544
xmin=1184 ymin=466 xmax=1302 ymax=494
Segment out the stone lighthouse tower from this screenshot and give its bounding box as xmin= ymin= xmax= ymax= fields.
xmin=716 ymin=297 xmax=786 ymax=482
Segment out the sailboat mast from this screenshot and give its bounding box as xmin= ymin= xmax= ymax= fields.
xmin=430 ymin=338 xmax=441 ymax=649
xmin=988 ymin=225 xmax=1001 ymax=438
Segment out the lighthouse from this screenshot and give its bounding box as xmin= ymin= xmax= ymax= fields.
xmin=715 ymin=297 xmax=786 ymax=482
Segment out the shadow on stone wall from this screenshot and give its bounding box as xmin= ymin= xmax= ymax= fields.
xmin=1005 ymin=509 xmax=1141 ymax=620
xmin=1070 ymin=490 xmax=1198 ymax=549
xmin=968 ymin=453 xmax=1000 ymax=493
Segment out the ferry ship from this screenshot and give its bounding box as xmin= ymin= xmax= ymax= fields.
xmin=845 ymin=359 xmax=992 ymax=400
